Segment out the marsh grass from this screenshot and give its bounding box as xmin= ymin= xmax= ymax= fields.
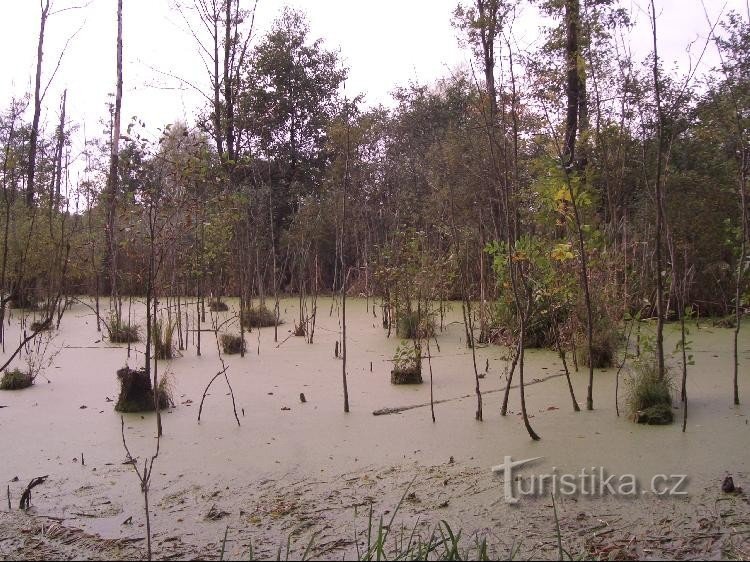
xmin=108 ymin=313 xmax=140 ymax=344
xmin=626 ymin=358 xmax=675 ymax=424
xmin=244 ymin=482 xmax=584 ymax=561
xmin=396 ymin=311 xmax=435 ymax=340
xmin=209 ymin=300 xmax=230 ymax=312
xmin=154 ymin=319 xmax=176 ymax=360
xmin=220 ymin=333 xmax=246 ymax=355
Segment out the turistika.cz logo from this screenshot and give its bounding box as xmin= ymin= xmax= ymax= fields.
xmin=491 ymin=456 xmax=689 ymax=504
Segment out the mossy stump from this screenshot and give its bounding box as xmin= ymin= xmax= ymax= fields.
xmin=115 ymin=367 xmax=168 ymax=413
xmin=633 ymin=404 xmax=674 ymax=425
xmin=1 ymin=369 xmax=34 ymax=390
xmin=390 ymin=366 xmax=423 ymax=385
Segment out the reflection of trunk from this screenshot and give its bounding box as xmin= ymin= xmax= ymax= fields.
xmin=553 ymin=315 xmax=580 ymax=411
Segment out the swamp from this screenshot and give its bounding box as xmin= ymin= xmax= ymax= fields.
xmin=0 ymin=0 xmax=749 ymax=560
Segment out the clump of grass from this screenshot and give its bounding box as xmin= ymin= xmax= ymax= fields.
xmin=395 ymin=310 xmax=435 ymax=340
xmin=108 ymin=313 xmax=140 ymax=344
xmin=241 ymin=305 xmax=279 ymax=328
xmin=209 ymin=299 xmax=229 ymax=312
xmin=114 ymin=367 xmax=170 ymax=412
xmin=578 ymin=326 xmax=618 ymax=368
xmin=293 ymin=323 xmax=306 ymax=337
xmin=712 ymin=315 xmax=736 ymax=329
xmin=0 ymin=369 xmax=34 ymax=390
xmin=30 ymin=318 xmax=52 ymax=332
xmin=220 ymin=333 xmax=245 ymax=355
xmin=9 ymin=291 xmax=37 ymax=310
xmin=626 ymin=359 xmax=674 ymax=425
xmin=154 ymin=319 xmax=175 ymax=360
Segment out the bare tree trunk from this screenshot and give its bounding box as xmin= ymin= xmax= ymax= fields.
xmin=26 ymin=0 xmax=50 ymax=208
xmin=105 ymin=0 xmax=124 ymax=316
xmin=650 ymin=0 xmax=666 ymax=380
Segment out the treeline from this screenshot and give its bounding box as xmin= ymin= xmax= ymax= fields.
xmin=0 ymin=2 xmax=747 ymax=381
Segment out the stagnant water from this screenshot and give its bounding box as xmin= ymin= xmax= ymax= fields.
xmin=0 ymin=298 xmax=748 ymax=559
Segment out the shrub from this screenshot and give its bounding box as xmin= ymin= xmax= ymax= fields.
xmin=221 ymin=333 xmax=245 ymax=355
xmin=115 ymin=367 xmax=169 ymax=413
xmin=0 ymin=369 xmax=34 ymax=390
xmin=395 ymin=310 xmax=435 ymax=340
xmin=626 ymin=359 xmax=674 ymax=425
xmin=241 ymin=305 xmax=279 ymax=328
xmin=108 ymin=313 xmax=140 ymax=344
xmin=154 ymin=319 xmax=175 ymax=360
xmin=209 ymin=299 xmax=229 ymax=312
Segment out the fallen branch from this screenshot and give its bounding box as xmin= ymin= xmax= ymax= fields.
xmin=19 ymin=475 xmax=48 ymax=509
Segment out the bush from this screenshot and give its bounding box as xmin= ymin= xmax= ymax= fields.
xmin=241 ymin=305 xmax=279 ymax=328
xmin=626 ymin=359 xmax=674 ymax=425
xmin=209 ymin=299 xmax=229 ymax=312
xmin=395 ymin=310 xmax=435 ymax=340
xmin=154 ymin=319 xmax=175 ymax=360
xmin=221 ymin=333 xmax=245 ymax=355
xmin=0 ymin=369 xmax=34 ymax=390
xmin=115 ymin=367 xmax=170 ymax=413
xmin=108 ymin=314 xmax=140 ymax=344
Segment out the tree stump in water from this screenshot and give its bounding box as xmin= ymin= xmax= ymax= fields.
xmin=390 ymin=366 xmax=423 ymax=385
xmin=115 ymin=367 xmax=168 ymax=413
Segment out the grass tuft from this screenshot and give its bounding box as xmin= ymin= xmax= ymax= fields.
xmin=220 ymin=333 xmax=246 ymax=355
xmin=627 ymin=358 xmax=674 ymax=424
xmin=241 ymin=305 xmax=280 ymax=328
xmin=0 ymin=369 xmax=34 ymax=390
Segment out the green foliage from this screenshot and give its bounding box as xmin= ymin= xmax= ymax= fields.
xmin=0 ymin=369 xmax=34 ymax=390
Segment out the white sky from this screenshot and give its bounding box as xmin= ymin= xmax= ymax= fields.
xmin=0 ymin=0 xmax=745 ymax=175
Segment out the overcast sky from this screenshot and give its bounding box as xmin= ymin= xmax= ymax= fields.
xmin=0 ymin=0 xmax=745 ymax=176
